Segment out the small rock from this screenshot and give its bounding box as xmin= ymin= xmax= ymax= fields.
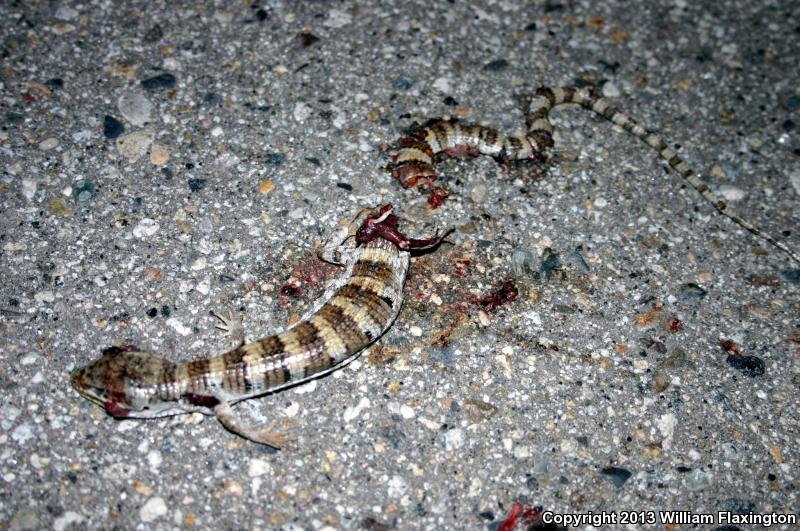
xmin=139 ymin=497 xmax=167 ymax=522
xmin=150 ymin=143 xmax=169 ymax=165
xmin=116 ymin=129 xmax=155 ymax=162
xmin=293 ymin=102 xmax=312 ymax=122
xmin=21 ymin=179 xmax=37 ymax=201
xmin=117 ymin=93 xmax=153 ymax=127
xmin=187 ymin=178 xmax=206 ymax=192
xmin=727 ymin=355 xmax=765 ymax=377
xmin=133 ymin=218 xmax=160 ymax=238
xmin=443 ymin=428 xmax=465 ymax=451
xmin=289 ymin=207 xmax=304 ymax=220
xmin=470 ymin=184 xmax=487 ymax=203
xmin=103 ymin=115 xmax=125 ymax=139
xmin=324 ymin=8 xmax=352 ymax=28
xmin=73 ymin=179 xmax=96 ymax=205
xmin=55 ymin=5 xmax=79 ymax=20
xmin=53 ymin=512 xmax=85 ymax=531
xmin=715 ymin=185 xmax=746 ymax=202
xmin=600 ymin=466 xmax=632 ymax=488
xmin=602 ymin=82 xmax=621 ymax=98
xmin=395 ymin=75 xmax=415 ymax=90
xmin=141 ymin=73 xmax=176 ymax=90
xmin=265 ymin=152 xmax=285 ymax=165
xmin=39 ymin=137 xmax=59 ymax=151
xmin=248 ymin=458 xmax=271 ymax=477
xmin=11 ymin=423 xmax=34 ymax=444
xmin=483 ymin=59 xmax=509 ymax=72
xmin=10 ymin=507 xmax=39 ymax=530
xmin=678 ymin=283 xmax=706 ymax=301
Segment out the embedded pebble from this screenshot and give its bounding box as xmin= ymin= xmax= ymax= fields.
xmin=600 ymin=466 xmax=632 ymax=488
xmin=150 ymin=143 xmax=169 ymax=165
xmin=727 ymin=355 xmax=765 ymax=377
xmin=133 ymin=218 xmax=160 ymax=238
xmin=470 ymin=184 xmax=487 ymax=203
xmin=147 ymin=450 xmax=162 ymax=469
xmin=103 ymin=115 xmax=125 ymax=139
xmin=324 ymin=8 xmax=352 ymax=28
xmin=141 ymin=73 xmax=176 ymax=91
xmin=248 ymin=458 xmax=271 ymax=477
xmin=73 ymin=179 xmax=96 ymax=205
xmin=386 ymin=475 xmax=408 ymax=497
xmin=289 ymin=207 xmax=305 ymax=220
xmin=116 ymin=129 xmax=155 ymax=162
xmin=53 ymin=512 xmax=85 ymax=531
xmin=685 ymin=468 xmax=714 ymax=491
xmin=55 ymin=5 xmax=79 ymax=20
xmin=399 ymin=404 xmax=415 ymax=419
xmin=21 ymin=179 xmax=37 ymax=201
xmin=395 ymin=75 xmax=415 ymax=90
xmin=139 ymin=497 xmax=168 ymax=522
xmin=11 ymin=423 xmax=34 ymax=444
xmin=602 ymin=82 xmax=621 ymax=98
xmin=678 ymin=283 xmax=706 ymax=301
xmin=117 ymin=93 xmax=153 ymax=126
xmin=433 ymin=77 xmax=452 ymax=93
xmin=715 ymin=184 xmax=746 ymax=201
xmin=593 ymin=196 xmax=608 ymax=208
xmin=39 ymin=138 xmax=59 ymax=151
xmin=343 ymin=397 xmax=370 ymax=422
xmin=409 ymin=325 xmax=422 ymax=337
xmin=443 ymin=428 xmax=465 ymax=450
xmin=294 ymin=102 xmax=312 ymax=122
xmin=10 ymin=507 xmax=39 ymax=530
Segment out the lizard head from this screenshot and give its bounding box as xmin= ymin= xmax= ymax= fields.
xmin=70 ymin=345 xmax=176 ymax=418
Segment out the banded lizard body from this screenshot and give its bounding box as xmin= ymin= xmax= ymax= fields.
xmin=390 ymin=85 xmax=799 ymax=264
xmin=71 ymin=205 xmax=448 ymax=447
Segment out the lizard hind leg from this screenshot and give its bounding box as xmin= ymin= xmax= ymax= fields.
xmin=212 ymin=399 xmax=296 ymax=449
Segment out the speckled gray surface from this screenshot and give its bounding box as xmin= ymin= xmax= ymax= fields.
xmin=1 ymin=1 xmax=799 ymax=529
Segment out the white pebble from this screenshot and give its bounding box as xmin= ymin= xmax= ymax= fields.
xmin=21 ymin=179 xmax=37 ymax=201
xmin=210 ymin=126 xmax=224 ymax=137
xmin=166 ymin=318 xmax=191 ymax=336
xmin=53 ymin=512 xmax=85 ymax=531
xmin=248 ymin=458 xmax=271 ymax=477
xmin=117 ymin=93 xmax=153 ymax=127
xmin=11 ymin=423 xmax=34 ymax=444
xmin=289 ymin=207 xmax=305 ymax=220
xmin=343 ymin=397 xmax=370 ymax=422
xmin=602 ymin=82 xmax=621 ymax=98
xmin=147 ymin=450 xmax=162 ymax=469
xmin=715 ymin=184 xmax=746 ymax=202
xmin=39 ymin=138 xmax=59 ymax=151
xmin=593 ymin=196 xmax=608 ymax=208
xmin=433 ymin=77 xmax=452 ymax=93
xmin=324 ymin=8 xmax=352 ymax=28
xmin=387 ymin=475 xmax=408 ymax=497
xmin=132 ymin=218 xmax=160 ymax=238
xmin=444 ymin=428 xmax=465 ymax=450
xmin=399 ymin=404 xmax=415 ymax=419
xmin=409 ymin=325 xmax=422 ymax=337
xmin=139 ymin=497 xmax=167 ymax=522
xmin=293 ymin=102 xmax=312 ymax=122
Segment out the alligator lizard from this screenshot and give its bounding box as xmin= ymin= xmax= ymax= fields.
xmin=390 ymin=85 xmax=800 ymax=264
xmin=71 ymin=205 xmax=447 ymax=447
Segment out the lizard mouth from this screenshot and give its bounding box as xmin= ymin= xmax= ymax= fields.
xmin=69 ymin=369 xmax=107 ymax=408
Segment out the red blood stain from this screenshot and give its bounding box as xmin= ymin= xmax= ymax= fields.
xmin=471 ymin=281 xmax=519 ymax=312
xmin=720 ymin=339 xmax=742 ymax=356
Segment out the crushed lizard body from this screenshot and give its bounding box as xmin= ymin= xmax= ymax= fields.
xmin=389 ymin=85 xmax=799 ymax=264
xmin=70 ymin=205 xmax=450 ymax=447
